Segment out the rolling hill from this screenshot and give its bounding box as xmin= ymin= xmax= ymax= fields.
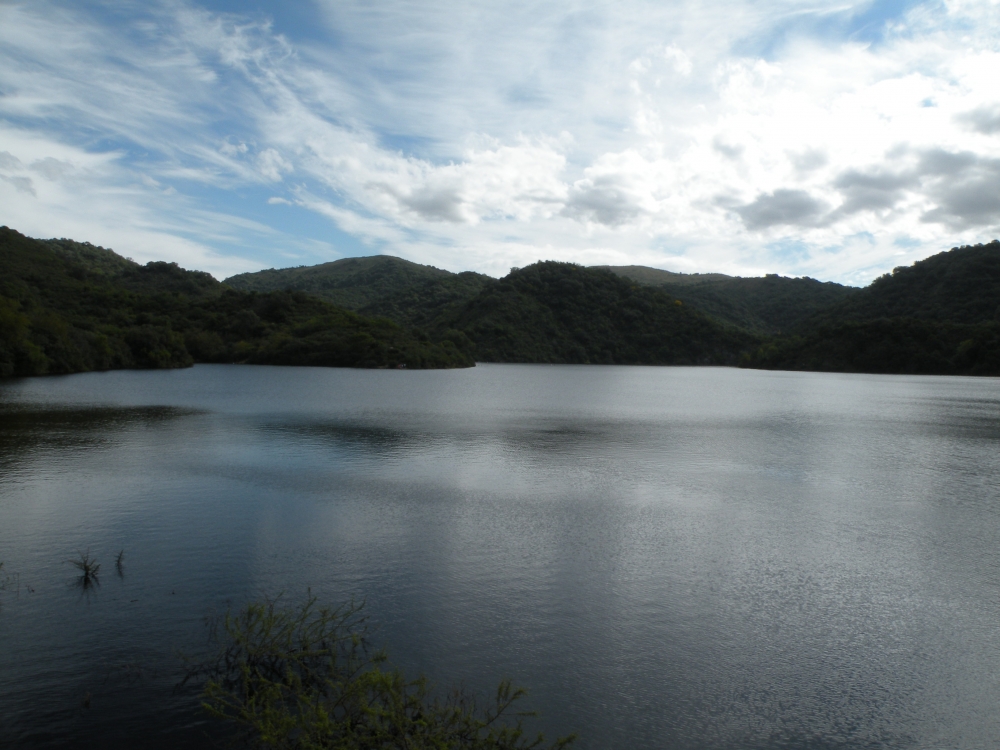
xmin=600 ymin=266 xmax=859 ymax=334
xmin=0 ymin=227 xmax=473 ymax=377
xmin=225 ymin=256 xmax=491 ymax=309
xmin=745 ymin=240 xmax=1000 ymax=375
xmin=7 ymin=224 xmax=1000 ymax=378
xmin=436 ymin=262 xmax=758 ymax=365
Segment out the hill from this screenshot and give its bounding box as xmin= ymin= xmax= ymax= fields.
xmin=8 ymin=224 xmax=999 ymax=377
xmin=437 ymin=262 xmax=758 ymax=365
xmin=225 ymin=255 xmax=489 ymax=309
xmin=357 ymin=271 xmax=492 ymax=330
xmin=601 ymin=266 xmax=858 ymax=334
xmin=804 ymin=241 xmax=1000 ymax=326
xmin=744 ymin=240 xmax=1000 ymax=375
xmin=0 ymin=227 xmax=473 ymax=377
xmin=593 ymin=265 xmax=732 ymax=287
xmin=745 ymin=318 xmax=1000 ymax=376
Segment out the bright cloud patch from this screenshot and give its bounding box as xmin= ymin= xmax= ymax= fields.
xmin=1 ymin=0 xmax=999 ymax=283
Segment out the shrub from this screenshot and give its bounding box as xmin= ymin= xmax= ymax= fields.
xmin=186 ymin=595 xmax=574 ymax=750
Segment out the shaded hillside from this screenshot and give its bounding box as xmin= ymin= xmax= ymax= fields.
xmin=602 ymin=265 xmax=858 ymax=334
xmin=224 ymin=255 xmax=489 ymax=311
xmin=595 ymin=265 xmax=732 ymax=287
xmin=358 ymin=271 xmax=491 ymax=330
xmin=744 ymin=241 xmax=1000 ymax=375
xmin=805 ymin=240 xmax=1000 ymax=326
xmin=745 ymin=319 xmax=1000 ymax=376
xmin=0 ymin=227 xmax=473 ymax=377
xmin=440 ymin=262 xmax=758 ymax=365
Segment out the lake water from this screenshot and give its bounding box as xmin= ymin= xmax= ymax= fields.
xmin=2 ymin=364 xmax=1000 ymax=749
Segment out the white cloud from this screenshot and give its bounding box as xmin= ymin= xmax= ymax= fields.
xmin=0 ymin=125 xmax=264 ymax=278
xmin=1 ymin=0 xmax=999 ymax=284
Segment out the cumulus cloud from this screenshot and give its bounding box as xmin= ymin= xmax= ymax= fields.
xmin=918 ymin=150 xmax=1000 ymax=229
xmin=713 ymin=137 xmax=744 ymax=161
xmin=832 ymin=167 xmax=912 ymax=215
xmin=820 ymin=148 xmax=1000 ymax=230
xmin=789 ymin=148 xmax=827 ymax=173
xmin=256 ymin=148 xmax=292 ymax=181
xmin=562 ymin=174 xmax=645 ymax=226
xmin=957 ymin=105 xmax=1000 ymax=136
xmin=2 ymin=0 xmax=1000 ymax=283
xmin=735 ymin=189 xmax=828 ymax=229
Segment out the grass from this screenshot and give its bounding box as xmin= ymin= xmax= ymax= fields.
xmin=115 ymin=550 xmax=125 ymax=578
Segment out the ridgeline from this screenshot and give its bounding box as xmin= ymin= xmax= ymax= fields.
xmin=0 ymin=227 xmax=474 ymax=377
xmin=3 ymin=225 xmax=999 ymax=377
xmin=742 ymin=241 xmax=1000 ymax=375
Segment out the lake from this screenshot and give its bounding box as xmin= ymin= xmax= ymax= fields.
xmin=1 ymin=364 xmax=1000 ymax=749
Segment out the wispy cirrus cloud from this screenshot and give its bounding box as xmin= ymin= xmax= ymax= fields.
xmin=1 ymin=0 xmax=999 ymax=284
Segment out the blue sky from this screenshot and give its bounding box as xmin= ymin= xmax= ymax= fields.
xmin=1 ymin=0 xmax=999 ymax=284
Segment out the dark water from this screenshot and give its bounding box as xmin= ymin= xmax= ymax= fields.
xmin=2 ymin=364 xmax=1000 ymax=749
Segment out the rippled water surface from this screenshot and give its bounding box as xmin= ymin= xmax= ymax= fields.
xmin=2 ymin=364 xmax=1000 ymax=749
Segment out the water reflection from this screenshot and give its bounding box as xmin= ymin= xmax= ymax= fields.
xmin=264 ymin=420 xmax=427 ymax=456
xmin=1 ymin=365 xmax=1000 ymax=749
xmin=0 ymin=405 xmax=201 ymax=474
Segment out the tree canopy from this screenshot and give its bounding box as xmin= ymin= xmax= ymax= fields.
xmin=0 ymin=227 xmax=473 ymax=377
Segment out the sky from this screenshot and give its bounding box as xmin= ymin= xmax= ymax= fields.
xmin=1 ymin=0 xmax=999 ymax=284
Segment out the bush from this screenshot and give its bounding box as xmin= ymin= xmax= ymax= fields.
xmin=186 ymin=595 xmax=575 ymax=750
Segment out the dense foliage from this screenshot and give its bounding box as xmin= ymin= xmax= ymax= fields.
xmin=437 ymin=262 xmax=758 ymax=365
xmin=744 ymin=241 xmax=1000 ymax=375
xmin=602 ymin=266 xmax=859 ymax=334
xmin=226 ymin=256 xmax=761 ymax=365
xmin=359 ymin=272 xmax=492 ymax=330
xmin=807 ymin=240 xmax=1000 ymax=326
xmin=593 ymin=265 xmax=731 ymax=287
xmin=0 ymin=227 xmax=473 ymax=377
xmin=7 ymin=223 xmax=1000 ymax=378
xmin=744 ymin=318 xmax=1000 ymax=375
xmin=225 ymin=255 xmax=491 ymax=312
xmin=187 ymin=595 xmax=575 ymax=750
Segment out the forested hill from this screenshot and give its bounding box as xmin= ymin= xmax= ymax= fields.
xmin=436 ymin=262 xmax=758 ymax=365
xmin=6 ymin=224 xmax=1000 ymax=378
xmin=745 ymin=240 xmax=1000 ymax=376
xmin=229 ymin=256 xmax=858 ymax=338
xmin=601 ymin=266 xmax=859 ymax=334
xmin=0 ymin=227 xmax=474 ymax=377
xmin=805 ymin=240 xmax=1000 ymax=326
xmin=225 ymin=255 xmax=491 ymax=310
xmin=228 ymin=257 xmax=761 ymax=364
xmin=592 ymin=265 xmax=732 ymax=287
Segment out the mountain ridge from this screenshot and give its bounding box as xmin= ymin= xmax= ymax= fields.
xmin=5 ymin=226 xmax=1000 ymax=377
xmin=0 ymin=227 xmax=474 ymax=377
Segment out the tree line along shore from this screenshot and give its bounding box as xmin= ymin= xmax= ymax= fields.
xmin=2 ymin=225 xmax=999 ymax=378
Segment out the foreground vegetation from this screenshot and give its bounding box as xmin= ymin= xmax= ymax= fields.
xmin=186 ymin=595 xmax=574 ymax=750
